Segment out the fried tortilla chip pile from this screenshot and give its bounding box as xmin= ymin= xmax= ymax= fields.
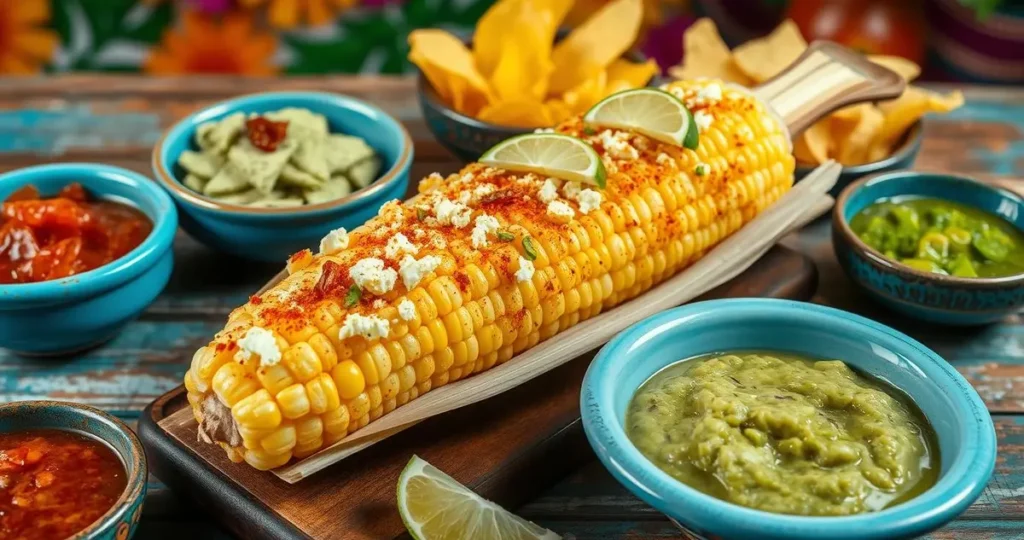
xmin=670 ymin=19 xmax=964 ymax=166
xmin=408 ymin=0 xmax=659 ymax=129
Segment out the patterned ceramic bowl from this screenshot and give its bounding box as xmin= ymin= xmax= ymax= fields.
xmin=833 ymin=171 xmax=1024 ymax=325
xmin=0 ymin=400 xmax=148 ymax=540
xmin=153 ymin=92 xmax=413 ymax=262
xmin=416 ymin=33 xmax=653 ymax=163
xmin=581 ymin=298 xmax=996 ymax=540
xmin=795 ymin=121 xmax=923 ymax=198
xmin=0 ymin=164 xmax=177 ymax=355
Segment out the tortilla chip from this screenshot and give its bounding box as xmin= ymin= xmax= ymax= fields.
xmin=305 ymin=176 xmax=354 ymax=205
xmin=479 ymin=99 xmax=554 ymax=128
xmin=280 ymin=163 xmax=325 ymax=189
xmin=182 ymin=173 xmax=207 ymax=193
xmin=668 ymin=18 xmax=751 ymax=85
xmin=543 ymin=98 xmax=574 ymax=125
xmin=793 ymin=119 xmax=830 ymax=165
xmin=203 ymin=162 xmax=251 ymax=196
xmin=178 ymin=150 xmax=224 ymax=179
xmin=562 ymin=71 xmax=608 ymax=115
xmin=195 ymin=112 xmax=245 ymax=156
xmin=732 ymin=19 xmax=807 ymax=83
xmin=326 ymin=134 xmax=376 ymax=173
xmin=868 ymin=55 xmax=921 ymax=82
xmin=870 ymin=87 xmax=963 ymax=159
xmin=265 ymin=108 xmax=329 ymax=136
xmin=348 ymin=156 xmax=381 ymax=188
xmin=490 ymin=25 xmax=554 ymax=102
xmin=831 ymin=104 xmax=885 ymax=165
xmin=226 ymin=138 xmax=296 ymax=194
xmin=606 ymin=58 xmax=659 ymax=94
xmin=408 ymin=29 xmax=494 ymax=102
xmin=549 ymin=0 xmax=643 ymax=95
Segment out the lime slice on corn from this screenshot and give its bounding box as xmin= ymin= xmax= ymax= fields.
xmin=397 ymin=455 xmax=561 ymax=540
xmin=583 ymin=88 xmax=699 ymax=150
xmin=480 ymin=133 xmax=607 ymax=188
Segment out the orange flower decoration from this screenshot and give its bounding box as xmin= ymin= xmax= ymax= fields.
xmin=239 ymin=0 xmax=359 ymax=29
xmin=145 ymin=12 xmax=278 ymax=75
xmin=0 ymin=1 xmax=59 ymax=75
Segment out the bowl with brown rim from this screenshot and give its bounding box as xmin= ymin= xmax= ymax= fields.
xmin=152 ymin=92 xmax=413 ymax=262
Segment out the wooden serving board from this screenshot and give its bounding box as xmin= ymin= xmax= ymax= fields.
xmin=138 ymin=244 xmax=817 ymax=540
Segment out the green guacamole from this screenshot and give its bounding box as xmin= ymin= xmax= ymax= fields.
xmin=625 ymin=352 xmax=939 ymax=516
xmin=850 ymin=197 xmax=1024 ymax=278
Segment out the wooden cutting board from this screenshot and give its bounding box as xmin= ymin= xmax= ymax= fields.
xmin=138 ymin=244 xmax=817 ymax=540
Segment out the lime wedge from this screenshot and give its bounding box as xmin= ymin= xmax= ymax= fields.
xmin=397 ymin=455 xmax=561 ymax=540
xmin=480 ymin=133 xmax=607 ymax=188
xmin=583 ymin=88 xmax=698 ymax=150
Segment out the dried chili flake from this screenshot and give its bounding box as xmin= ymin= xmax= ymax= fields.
xmin=246 ymin=116 xmax=289 ymax=152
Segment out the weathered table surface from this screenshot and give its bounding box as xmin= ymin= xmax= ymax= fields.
xmin=1 ymin=76 xmax=1023 ymax=539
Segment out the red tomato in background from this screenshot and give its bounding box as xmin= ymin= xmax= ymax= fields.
xmin=786 ymin=0 xmax=927 ymax=64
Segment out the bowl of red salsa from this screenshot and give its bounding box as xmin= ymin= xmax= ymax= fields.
xmin=0 ymin=400 xmax=147 ymax=540
xmin=0 ymin=164 xmax=177 ymax=355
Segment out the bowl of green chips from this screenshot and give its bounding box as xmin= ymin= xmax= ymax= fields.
xmin=152 ymin=92 xmax=413 ymax=262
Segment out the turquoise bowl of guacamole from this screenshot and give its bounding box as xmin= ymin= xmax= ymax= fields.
xmin=834 ymin=171 xmax=1024 ymax=325
xmin=581 ymin=299 xmax=996 ymax=540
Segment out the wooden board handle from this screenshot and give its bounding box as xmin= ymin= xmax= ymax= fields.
xmin=755 ymin=41 xmax=906 ymax=136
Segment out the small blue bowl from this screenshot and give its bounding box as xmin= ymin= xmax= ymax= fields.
xmin=0 ymin=400 xmax=147 ymax=540
xmin=581 ymin=299 xmax=996 ymax=540
xmin=796 ymin=121 xmax=923 ymax=197
xmin=153 ymin=92 xmax=413 ymax=262
xmin=0 ymin=164 xmax=177 ymax=355
xmin=833 ymin=171 xmax=1024 ymax=325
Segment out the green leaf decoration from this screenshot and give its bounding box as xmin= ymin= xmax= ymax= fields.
xmin=51 ymin=0 xmax=173 ymax=72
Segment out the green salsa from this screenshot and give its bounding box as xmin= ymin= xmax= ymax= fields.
xmin=625 ymin=352 xmax=939 ymax=516
xmin=850 ymin=197 xmax=1024 ymax=278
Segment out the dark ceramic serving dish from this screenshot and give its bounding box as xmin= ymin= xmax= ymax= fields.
xmin=0 ymin=401 xmax=148 ymax=540
xmin=833 ymin=170 xmax=1024 ymax=325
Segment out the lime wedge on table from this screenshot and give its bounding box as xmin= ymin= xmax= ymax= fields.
xmin=583 ymin=88 xmax=699 ymax=150
xmin=479 ymin=133 xmax=607 ymax=188
xmin=397 ymin=455 xmax=561 ymax=540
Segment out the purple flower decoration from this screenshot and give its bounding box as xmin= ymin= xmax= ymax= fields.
xmin=186 ymin=0 xmax=236 ymax=14
xmin=361 ymin=0 xmax=405 ymax=7
xmin=641 ymin=15 xmax=695 ymax=75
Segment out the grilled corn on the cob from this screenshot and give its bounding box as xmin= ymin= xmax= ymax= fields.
xmin=185 ymin=80 xmax=795 ymax=470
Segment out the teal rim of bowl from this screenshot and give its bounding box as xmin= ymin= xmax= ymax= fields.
xmin=0 ymin=163 xmax=177 ymax=304
xmin=0 ymin=400 xmax=147 ymax=540
xmin=582 ymin=298 xmax=996 ymax=540
xmin=834 ymin=170 xmax=1024 ymax=288
xmin=153 ymin=91 xmax=413 ymax=217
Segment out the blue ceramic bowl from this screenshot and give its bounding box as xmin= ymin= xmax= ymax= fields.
xmin=0 ymin=164 xmax=177 ymax=355
xmin=153 ymin=92 xmax=413 ymax=262
xmin=581 ymin=299 xmax=996 ymax=540
xmin=796 ymin=121 xmax=923 ymax=197
xmin=0 ymin=400 xmax=147 ymax=540
xmin=833 ymin=171 xmax=1024 ymax=325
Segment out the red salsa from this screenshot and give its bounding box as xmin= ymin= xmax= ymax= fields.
xmin=0 ymin=429 xmax=127 ymax=540
xmin=0 ymin=183 xmax=152 ymax=284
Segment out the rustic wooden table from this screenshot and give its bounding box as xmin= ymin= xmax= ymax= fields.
xmin=0 ymin=76 xmax=1022 ymax=540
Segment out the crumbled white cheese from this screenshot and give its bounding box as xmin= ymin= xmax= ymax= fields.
xmin=384 ymin=233 xmax=418 ymax=259
xmin=668 ymin=86 xmax=685 ymax=100
xmin=318 ymin=227 xmax=349 ymax=256
xmin=533 ymin=127 xmax=555 ymax=133
xmin=471 ymin=214 xmax=500 ymax=249
xmin=547 ymin=200 xmax=575 ymax=223
xmin=459 ymin=172 xmax=474 ymax=183
xmin=694 ymin=163 xmax=710 ymax=176
xmin=515 ymin=256 xmax=535 ymax=282
xmin=399 ymin=254 xmax=442 ymax=290
xmin=433 ymin=198 xmax=472 ymax=229
xmin=577 ymin=189 xmax=602 ymax=214
xmin=696 ymin=83 xmax=723 ymax=103
xmin=236 ymin=327 xmax=281 ymax=367
xmin=350 ymin=258 xmax=398 ymax=295
xmin=562 ymin=181 xmax=582 ymax=200
xmin=694 ymin=111 xmax=713 ymax=131
xmin=398 ymin=298 xmax=417 ymax=321
xmin=657 ymin=82 xmax=670 ymax=91
xmin=656 ymin=153 xmax=676 ymax=168
xmin=339 ymin=314 xmax=390 ymax=341
xmin=473 ymin=183 xmax=497 ymax=200
xmin=598 ymin=130 xmax=639 ymax=160
xmin=413 ymin=228 xmax=426 ymax=239
xmin=457 ymin=191 xmax=472 ymax=205
xmin=378 ymin=199 xmax=403 ymax=219
xmin=538 ymin=179 xmax=560 ymax=204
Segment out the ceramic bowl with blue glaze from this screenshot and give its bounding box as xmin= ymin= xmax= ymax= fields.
xmin=153 ymin=92 xmax=413 ymax=262
xmin=581 ymin=299 xmax=996 ymax=540
xmin=0 ymin=164 xmax=177 ymax=355
xmin=833 ymin=171 xmax=1024 ymax=325
xmin=796 ymin=121 xmax=923 ymax=198
xmin=0 ymin=400 xmax=147 ymax=540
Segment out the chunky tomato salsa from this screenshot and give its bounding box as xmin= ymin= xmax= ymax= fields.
xmin=0 ymin=429 xmax=127 ymax=540
xmin=0 ymin=183 xmax=152 ymax=284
